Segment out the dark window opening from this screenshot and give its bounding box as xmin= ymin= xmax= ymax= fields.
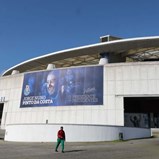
xmin=0 ymin=103 xmax=4 ymax=124
xmin=124 ymin=97 xmax=159 ymax=128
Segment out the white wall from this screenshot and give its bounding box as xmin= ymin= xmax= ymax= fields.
xmin=5 ymin=124 xmax=151 ymax=142
xmin=0 ymin=66 xmax=112 ymax=129
xmin=0 ymin=74 xmax=23 ymax=129
xmin=1 ymin=62 xmax=159 ymax=141
xmin=105 ymin=61 xmax=159 ymax=126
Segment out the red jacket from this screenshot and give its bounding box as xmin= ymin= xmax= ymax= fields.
xmin=57 ymin=130 xmax=65 ymax=140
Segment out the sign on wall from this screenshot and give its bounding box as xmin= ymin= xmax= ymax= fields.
xmin=20 ymin=66 xmax=103 ymax=107
xmin=0 ymin=97 xmax=5 ymax=103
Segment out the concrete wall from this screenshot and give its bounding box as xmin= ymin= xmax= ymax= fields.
xmin=0 ymin=65 xmax=121 ymax=130
xmin=0 ymin=74 xmax=23 ymax=129
xmin=1 ymin=61 xmax=159 ymax=141
xmin=5 ymin=124 xmax=151 ymax=142
xmin=107 ymin=62 xmax=159 ymax=96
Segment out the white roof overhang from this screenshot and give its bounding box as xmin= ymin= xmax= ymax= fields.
xmin=3 ymin=36 xmax=159 ymax=76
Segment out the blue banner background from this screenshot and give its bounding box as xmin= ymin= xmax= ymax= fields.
xmin=20 ymin=66 xmax=103 ymax=107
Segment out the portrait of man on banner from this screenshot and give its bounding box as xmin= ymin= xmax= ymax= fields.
xmin=41 ymin=71 xmax=59 ymax=105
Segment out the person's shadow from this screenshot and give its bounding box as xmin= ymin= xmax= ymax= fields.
xmin=64 ymin=150 xmax=85 ymax=153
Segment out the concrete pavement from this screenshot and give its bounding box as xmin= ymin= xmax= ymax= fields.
xmin=0 ymin=135 xmax=159 ymax=159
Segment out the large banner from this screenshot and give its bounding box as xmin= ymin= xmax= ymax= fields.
xmin=20 ymin=66 xmax=103 ymax=107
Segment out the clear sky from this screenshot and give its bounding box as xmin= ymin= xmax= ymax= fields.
xmin=1 ymin=0 xmax=159 ymax=74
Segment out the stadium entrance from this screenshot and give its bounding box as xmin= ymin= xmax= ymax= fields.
xmin=124 ymin=97 xmax=159 ymax=128
xmin=0 ymin=103 xmax=4 ymax=124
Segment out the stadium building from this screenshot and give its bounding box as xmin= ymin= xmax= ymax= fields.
xmin=1 ymin=35 xmax=159 ymax=142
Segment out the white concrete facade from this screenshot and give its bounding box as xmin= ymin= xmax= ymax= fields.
xmin=1 ymin=61 xmax=159 ymax=142
xmin=5 ymin=124 xmax=151 ymax=142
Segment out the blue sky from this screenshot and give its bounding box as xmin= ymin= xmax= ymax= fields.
xmin=1 ymin=0 xmax=159 ymax=74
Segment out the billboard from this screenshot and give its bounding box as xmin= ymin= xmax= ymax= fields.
xmin=20 ymin=66 xmax=103 ymax=107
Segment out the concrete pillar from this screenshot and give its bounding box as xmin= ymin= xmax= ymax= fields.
xmin=46 ymin=64 xmax=56 ymax=70
xmin=99 ymin=53 xmax=109 ymax=65
xmin=11 ymin=70 xmax=19 ymax=75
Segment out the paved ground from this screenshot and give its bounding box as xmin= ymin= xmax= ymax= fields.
xmin=0 ymin=135 xmax=159 ymax=159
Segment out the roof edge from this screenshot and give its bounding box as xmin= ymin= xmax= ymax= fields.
xmin=3 ymin=35 xmax=159 ymax=76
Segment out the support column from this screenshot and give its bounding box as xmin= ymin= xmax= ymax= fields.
xmin=11 ymin=70 xmax=19 ymax=75
xmin=99 ymin=52 xmax=109 ymax=65
xmin=46 ymin=64 xmax=56 ymax=70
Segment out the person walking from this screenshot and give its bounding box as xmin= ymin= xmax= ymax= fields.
xmin=55 ymin=126 xmax=66 ymax=153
